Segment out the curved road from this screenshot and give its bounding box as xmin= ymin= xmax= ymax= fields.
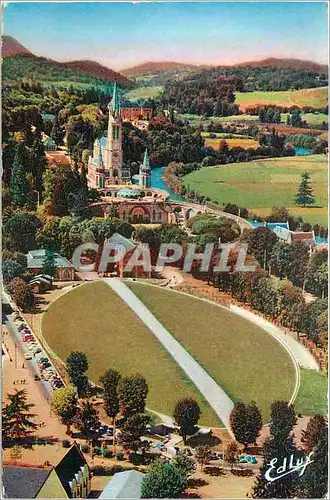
xmin=104 ymin=278 xmax=235 ymax=433
xmin=230 ymin=305 xmax=319 ymax=371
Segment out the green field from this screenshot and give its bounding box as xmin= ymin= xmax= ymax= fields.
xmin=125 ymin=86 xmax=163 ymax=100
xmin=127 ymin=282 xmax=296 ymax=422
xmin=236 ymin=87 xmax=328 ymax=110
xmin=295 ymin=369 xmax=328 ymax=416
xmin=42 ymin=281 xmax=297 ymax=425
xmin=42 ymin=281 xmax=220 ymax=426
xmin=180 ymin=113 xmax=259 ymax=124
xmin=183 ymin=154 xmax=328 ymax=226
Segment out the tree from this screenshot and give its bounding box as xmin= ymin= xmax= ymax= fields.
xmin=229 ymin=402 xmax=247 ymax=448
xmin=195 ymin=445 xmax=211 ymax=471
xmin=100 ymin=368 xmax=121 ymax=421
xmin=51 ymin=385 xmax=78 ymax=435
xmin=120 ymin=413 xmax=150 ymax=453
xmin=229 ymin=401 xmax=262 ymax=450
xmin=246 ymin=401 xmax=263 ymax=447
xmin=173 ymin=451 xmax=195 ymax=477
xmin=2 ymin=389 xmax=37 ymax=441
xmin=173 ymin=398 xmax=201 ymax=444
xmin=74 ymin=400 xmax=100 ymax=443
xmin=42 ymin=249 xmax=57 ymax=278
xmin=10 ymin=143 xmax=30 ymax=207
xmin=117 ymin=374 xmax=148 ymax=419
xmin=66 ymin=351 xmax=89 ymax=398
xmin=269 ymin=242 xmax=293 ymax=278
xmin=288 ymin=242 xmax=309 ymax=288
xmin=295 ymin=172 xmax=315 ymax=207
xmin=141 ymin=460 xmax=188 ymax=499
xmin=224 ymin=441 xmax=239 ymax=470
xmin=30 ymin=136 xmax=47 ymax=197
xmin=299 ymin=432 xmax=328 ymax=498
xmin=8 ymin=278 xmax=35 ymax=312
xmin=3 ymin=210 xmax=41 ymax=254
xmin=244 ymin=227 xmax=278 ymax=269
xmin=2 ymin=259 xmax=26 ymax=284
xmin=252 ymin=401 xmax=300 ymax=498
xmin=301 ymin=414 xmax=327 ymax=454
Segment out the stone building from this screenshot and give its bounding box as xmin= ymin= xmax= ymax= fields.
xmin=88 ymin=83 xmax=130 ymax=188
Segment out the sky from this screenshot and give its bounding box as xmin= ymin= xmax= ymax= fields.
xmin=4 ymin=2 xmax=328 ymax=70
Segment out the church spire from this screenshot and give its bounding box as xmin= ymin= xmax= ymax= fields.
xmin=142 ymin=149 xmax=150 ymax=171
xmin=109 ymin=82 xmax=120 ymax=115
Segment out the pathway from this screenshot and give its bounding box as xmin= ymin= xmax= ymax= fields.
xmin=230 ymin=305 xmax=319 ymax=371
xmin=104 ymin=278 xmax=234 ymax=432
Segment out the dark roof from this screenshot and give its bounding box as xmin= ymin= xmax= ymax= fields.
xmin=3 ymin=466 xmax=51 ymax=498
xmin=291 ymin=231 xmax=314 ymax=242
xmin=55 ymin=443 xmax=87 ymax=498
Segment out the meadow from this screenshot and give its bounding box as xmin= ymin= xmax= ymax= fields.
xmin=294 ymin=369 xmax=328 ymax=416
xmin=203 ymin=136 xmax=259 ymax=150
xmin=42 ymin=281 xmax=220 ymax=426
xmin=127 ymin=282 xmax=296 ymax=422
xmin=183 ymin=154 xmax=328 ymax=225
xmin=125 ymin=86 xmax=163 ymax=100
xmin=235 ymin=87 xmax=328 ymax=110
xmin=42 ymin=281 xmax=296 ymax=425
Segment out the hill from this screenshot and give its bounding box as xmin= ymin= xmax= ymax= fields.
xmin=62 ymin=60 xmax=134 ymax=88
xmin=2 ymin=34 xmax=32 ymax=57
xmin=3 ymin=53 xmax=135 ymax=90
xmin=2 ymin=35 xmax=135 ymax=89
xmin=235 ymin=57 xmax=328 ymax=74
xmin=121 ymin=61 xmax=200 ymax=77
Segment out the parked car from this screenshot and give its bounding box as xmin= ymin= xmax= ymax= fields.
xmin=24 ymin=353 xmax=33 ymax=360
xmin=32 ymin=347 xmax=42 ymax=354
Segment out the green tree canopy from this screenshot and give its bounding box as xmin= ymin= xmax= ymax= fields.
xmin=173 ymin=398 xmax=201 ymax=444
xmin=141 ymin=460 xmax=188 ymax=499
xmin=295 ymin=172 xmax=315 ymax=207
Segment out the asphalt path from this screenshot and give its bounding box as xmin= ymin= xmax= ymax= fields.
xmin=104 ymin=278 xmax=235 ymax=433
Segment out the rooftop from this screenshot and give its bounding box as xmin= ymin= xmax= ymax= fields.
xmin=106 ymin=232 xmax=136 ymax=252
xmin=26 ymin=249 xmax=74 ymax=269
xmin=3 ymin=466 xmax=51 ymax=498
xmin=116 ymin=188 xmax=142 ymax=198
xmin=99 ymin=470 xmax=144 ymax=499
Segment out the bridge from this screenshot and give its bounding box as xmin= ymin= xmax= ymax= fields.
xmin=90 ymin=195 xmax=252 ymax=232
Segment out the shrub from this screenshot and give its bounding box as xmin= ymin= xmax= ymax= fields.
xmin=103 ymin=449 xmax=114 ymax=458
xmin=116 ymin=452 xmax=125 ymax=461
xmin=62 ymin=439 xmax=71 ymax=448
xmin=90 ymin=464 xmax=134 ymax=476
xmin=80 ymin=444 xmax=90 ymax=453
xmin=34 ymin=375 xmax=40 ymax=381
xmin=93 ymin=446 xmax=102 ymax=456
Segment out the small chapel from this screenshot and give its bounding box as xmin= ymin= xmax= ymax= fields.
xmin=88 ymin=83 xmax=151 ymax=191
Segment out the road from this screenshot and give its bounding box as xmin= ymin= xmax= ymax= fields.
xmin=104 ymin=278 xmax=235 ymax=433
xmin=4 ymin=314 xmax=54 ymax=403
xmin=230 ymin=305 xmax=319 ymax=371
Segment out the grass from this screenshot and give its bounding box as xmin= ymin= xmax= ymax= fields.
xmin=126 ymin=282 xmax=296 ymax=422
xmin=204 ymin=137 xmax=259 ymax=150
xmin=294 ymin=369 xmax=328 ymax=416
xmin=125 ymin=86 xmax=163 ymax=100
xmin=179 ymin=113 xmax=259 ymax=124
xmin=183 ymin=154 xmax=328 ymax=226
xmin=235 ymin=87 xmax=328 ymax=110
xmin=42 ymin=281 xmax=220 ymax=426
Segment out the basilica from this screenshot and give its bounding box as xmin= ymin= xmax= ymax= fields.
xmin=87 ymin=83 xmax=150 ymax=190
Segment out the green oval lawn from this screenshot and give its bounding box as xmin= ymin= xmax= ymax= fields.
xmin=127 ymin=282 xmax=296 ymax=422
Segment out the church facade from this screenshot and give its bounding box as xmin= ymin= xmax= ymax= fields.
xmin=87 ymin=83 xmax=130 ymax=188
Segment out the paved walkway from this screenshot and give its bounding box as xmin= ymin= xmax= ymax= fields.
xmin=104 ymin=278 xmax=234 ymax=432
xmin=230 ymin=305 xmax=319 ymax=371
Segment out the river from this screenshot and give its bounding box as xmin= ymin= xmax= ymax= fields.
xmin=150 ymin=166 xmax=185 ymax=201
xmin=150 ymin=147 xmax=312 ymax=200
